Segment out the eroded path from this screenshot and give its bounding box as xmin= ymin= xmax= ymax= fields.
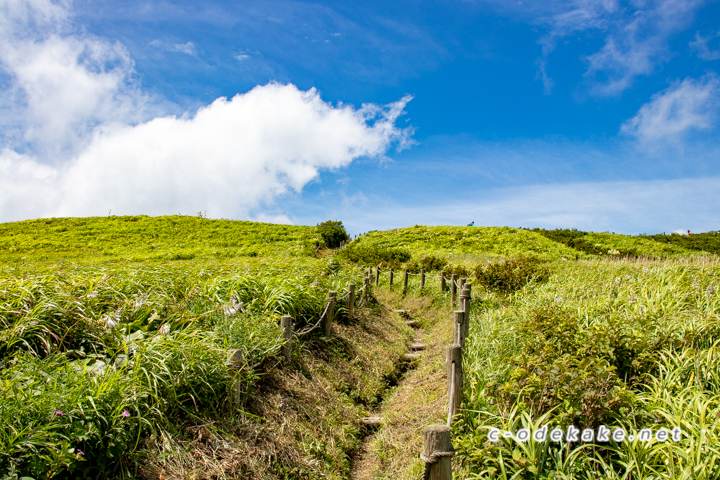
xmin=350 ymin=291 xmax=453 ymax=480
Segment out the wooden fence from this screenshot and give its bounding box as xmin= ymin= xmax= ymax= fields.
xmin=234 ymin=265 xmax=469 ymax=480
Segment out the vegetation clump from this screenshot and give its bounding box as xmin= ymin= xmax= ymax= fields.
xmin=473 ymin=257 xmax=549 ymax=294
xmin=316 ymin=220 xmax=350 ymax=249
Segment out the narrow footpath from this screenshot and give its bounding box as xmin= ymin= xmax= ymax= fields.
xmin=350 ymin=291 xmax=454 ymax=480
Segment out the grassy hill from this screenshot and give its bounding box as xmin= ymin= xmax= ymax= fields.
xmin=0 ymin=215 xmax=321 ymax=265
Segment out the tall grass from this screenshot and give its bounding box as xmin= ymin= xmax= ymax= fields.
xmin=456 ymin=258 xmax=720 ymax=479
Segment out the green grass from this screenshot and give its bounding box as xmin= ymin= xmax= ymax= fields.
xmin=455 ymin=257 xmax=720 ymax=479
xmin=0 ymin=215 xmax=322 ymax=264
xmin=533 ymin=228 xmax=701 ymax=258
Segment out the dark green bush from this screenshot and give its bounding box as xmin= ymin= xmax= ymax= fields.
xmin=473 ymin=257 xmax=549 ymax=294
xmin=491 ymin=306 xmax=635 ymax=428
xmin=316 ymin=220 xmax=350 ymax=249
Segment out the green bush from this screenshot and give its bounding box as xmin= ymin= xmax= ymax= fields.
xmin=473 ymin=257 xmax=549 ymax=294
xmin=316 ymin=220 xmax=350 ymax=249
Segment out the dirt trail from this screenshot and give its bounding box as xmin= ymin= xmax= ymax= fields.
xmin=349 ymin=292 xmax=453 ymax=480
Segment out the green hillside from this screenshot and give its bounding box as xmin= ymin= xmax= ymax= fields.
xmin=352 ymin=225 xmax=583 ymax=262
xmin=533 ymin=228 xmax=700 ymax=258
xmin=0 ymin=215 xmax=322 ymax=264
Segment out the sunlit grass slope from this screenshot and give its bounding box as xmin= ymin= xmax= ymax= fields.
xmin=456 ymin=257 xmax=720 ymax=479
xmin=0 ymin=216 xmax=394 ymax=479
xmin=0 ymin=215 xmax=321 ymax=264
xmin=533 ymin=228 xmax=701 ymax=258
xmin=354 ymin=226 xmax=583 ymax=261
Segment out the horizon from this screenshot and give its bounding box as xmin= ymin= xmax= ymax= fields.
xmin=1 ymin=0 xmax=719 ymax=235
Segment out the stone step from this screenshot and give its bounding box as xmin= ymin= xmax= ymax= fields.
xmin=410 ymin=343 xmax=426 ymax=351
xmin=362 ymin=415 xmax=382 ymax=425
xmin=403 ymin=352 xmax=421 ymax=361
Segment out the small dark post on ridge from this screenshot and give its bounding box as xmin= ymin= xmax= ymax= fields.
xmin=403 ymin=269 xmax=409 ymax=294
xmin=348 ymin=283 xmax=355 ymax=317
xmin=375 ymin=266 xmax=380 ymax=286
xmin=324 ymin=291 xmax=336 ymax=336
xmin=281 ymin=315 xmax=293 ymax=360
xmin=460 ymin=284 xmax=471 ymax=341
xmin=389 ymin=269 xmax=394 ymax=289
xmin=420 ymin=268 xmax=425 ymax=291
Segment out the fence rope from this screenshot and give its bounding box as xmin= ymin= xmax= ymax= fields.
xmin=294 ymin=300 xmax=331 ymax=336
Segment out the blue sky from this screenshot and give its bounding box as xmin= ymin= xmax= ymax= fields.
xmin=1 ymin=0 xmax=720 ymax=235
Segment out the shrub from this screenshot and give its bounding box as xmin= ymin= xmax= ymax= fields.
xmin=473 ymin=257 xmax=549 ymax=294
xmin=316 ymin=221 xmax=350 ymax=249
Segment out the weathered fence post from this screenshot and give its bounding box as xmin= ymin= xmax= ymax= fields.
xmin=447 ymin=344 xmax=463 ymax=421
xmin=281 ymin=315 xmax=293 ymax=360
xmin=420 ymin=268 xmax=425 ymax=291
xmin=453 ymin=311 xmax=464 ymax=347
xmin=389 ymin=269 xmax=394 ymax=289
xmin=403 ymin=269 xmax=409 ymax=294
xmin=324 ymin=291 xmax=336 ymax=336
xmin=348 ymin=283 xmax=355 ymax=317
xmin=421 ymin=425 xmax=453 ymax=480
xmin=376 ymin=266 xmax=380 ymax=286
xmin=450 ymin=274 xmax=457 ymax=309
xmin=364 ymin=276 xmax=370 ymax=299
xmin=441 ymin=271 xmax=446 ymax=292
xmin=460 ymin=284 xmax=471 ymax=341
xmin=459 ymin=277 xmax=466 ymax=291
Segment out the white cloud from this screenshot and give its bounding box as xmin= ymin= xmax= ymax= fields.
xmin=0 ymin=0 xmax=153 ymax=157
xmin=690 ymin=31 xmax=720 ymax=61
xmin=621 ymin=75 xmax=720 ymax=142
xmin=0 ymin=0 xmax=412 ymax=222
xmin=150 ymin=39 xmax=197 ymax=56
xmin=508 ymin=0 xmax=705 ymax=95
xmin=0 ymin=83 xmax=412 ymax=222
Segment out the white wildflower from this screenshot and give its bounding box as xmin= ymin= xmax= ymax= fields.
xmin=158 ymin=324 xmax=170 ymax=335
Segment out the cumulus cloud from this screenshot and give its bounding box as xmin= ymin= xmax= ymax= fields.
xmin=0 ymin=84 xmax=412 ymax=222
xmin=621 ymin=74 xmax=720 ymax=142
xmin=0 ymin=0 xmax=413 ymax=223
xmin=0 ymin=0 xmax=154 ymax=158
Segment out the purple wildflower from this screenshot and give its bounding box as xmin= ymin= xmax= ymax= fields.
xmin=122 ymin=410 xmax=130 ymax=417
xmin=55 ymin=410 xmax=63 ymax=416
xmin=77 ymin=450 xmax=84 ymax=456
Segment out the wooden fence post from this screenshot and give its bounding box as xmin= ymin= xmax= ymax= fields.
xmin=421 ymin=425 xmax=453 ymax=480
xmin=364 ymin=276 xmax=370 ymax=299
xmin=403 ymin=269 xmax=409 ymax=294
xmin=281 ymin=315 xmax=293 ymax=360
xmin=459 ymin=277 xmax=466 ymax=291
xmin=376 ymin=266 xmax=380 ymax=286
xmin=420 ymin=268 xmax=425 ymax=291
xmin=460 ymin=284 xmax=471 ymax=341
xmin=447 ymin=344 xmax=463 ymax=421
xmin=450 ymin=274 xmax=457 ymax=309
xmin=389 ymin=269 xmax=394 ymax=289
xmin=441 ymin=271 xmax=446 ymax=292
xmin=453 ymin=311 xmax=464 ymax=347
xmin=324 ymin=291 xmax=336 ymax=336
xmin=348 ymin=284 xmax=355 ymax=316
